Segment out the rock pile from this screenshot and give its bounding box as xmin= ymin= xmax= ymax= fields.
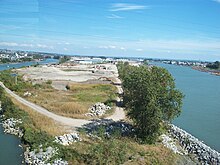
xmin=169 ymin=124 xmax=220 ymax=164
xmin=84 ymin=119 xmax=135 ymax=139
xmin=105 ymin=122 xmax=135 ymax=137
xmin=161 ymin=134 xmax=185 ymax=155
xmin=85 ymin=102 xmax=111 ymax=117
xmin=24 ymin=146 xmax=68 ymax=165
xmin=54 ymin=132 xmax=81 ymax=146
xmin=24 ymin=91 xmax=32 ymax=97
xmin=2 ymin=118 xmax=23 ymax=137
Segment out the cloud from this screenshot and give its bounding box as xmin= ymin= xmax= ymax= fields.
xmin=136 ymin=48 xmax=143 ymax=52
xmin=110 ymin=3 xmax=148 ymax=12
xmin=0 ymin=42 xmax=19 ymax=47
xmin=0 ymin=42 xmax=54 ymax=49
xmin=99 ymin=45 xmax=126 ymax=50
xmin=120 ymin=47 xmax=126 ymax=50
xmin=213 ymin=0 xmax=220 ymax=3
xmin=0 ymin=25 xmax=22 ymax=31
xmin=107 ymin=14 xmax=123 ymax=19
xmin=20 ymin=43 xmax=34 ymax=47
xmin=36 ymin=44 xmax=54 ymax=49
xmin=109 ymin=45 xmax=116 ymax=49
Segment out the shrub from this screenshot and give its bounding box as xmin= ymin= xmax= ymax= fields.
xmin=84 ymin=138 xmax=128 ymax=165
xmin=46 ymin=80 xmax=52 ymax=85
xmin=66 ymin=84 xmax=70 ymax=90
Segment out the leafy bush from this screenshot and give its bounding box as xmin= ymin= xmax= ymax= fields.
xmin=23 ymin=128 xmax=54 ymax=149
xmin=0 ymin=70 xmax=33 ymax=92
xmin=46 ymin=80 xmax=52 ymax=85
xmin=66 ymin=84 xmax=70 ymax=90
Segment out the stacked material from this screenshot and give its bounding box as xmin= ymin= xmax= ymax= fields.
xmin=86 ymin=102 xmax=111 ymax=117
xmin=169 ymin=124 xmax=220 ymax=164
xmin=2 ymin=118 xmax=23 ymax=137
xmin=24 ymin=146 xmax=68 ymax=165
xmin=54 ymin=132 xmax=81 ymax=145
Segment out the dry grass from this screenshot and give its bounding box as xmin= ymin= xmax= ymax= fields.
xmin=24 ymin=83 xmax=117 ymax=119
xmin=8 ymin=94 xmax=67 ymax=136
xmin=67 ymin=135 xmax=176 ymax=165
xmin=124 ymin=143 xmax=175 ymax=165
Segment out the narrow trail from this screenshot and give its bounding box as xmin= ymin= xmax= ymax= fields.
xmin=0 ymin=81 xmax=125 ymax=128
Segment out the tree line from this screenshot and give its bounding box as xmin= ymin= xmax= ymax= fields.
xmin=206 ymin=61 xmax=220 ymax=70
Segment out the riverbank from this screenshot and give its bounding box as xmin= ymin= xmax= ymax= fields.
xmin=168 ymin=124 xmax=220 ymax=164
xmin=0 ymin=121 xmax=24 ymax=165
xmin=0 ymin=59 xmax=60 ymax=164
xmin=192 ymin=66 xmax=220 ymax=76
xmin=0 ymin=89 xmax=71 ymax=164
xmin=152 ymin=62 xmax=220 ymax=152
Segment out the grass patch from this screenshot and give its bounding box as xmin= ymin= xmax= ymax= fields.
xmin=9 ymin=95 xmax=66 ymax=136
xmin=70 ymin=83 xmax=116 ymax=103
xmin=26 ymin=83 xmax=117 ymax=119
xmin=63 ymin=130 xmax=176 ymax=165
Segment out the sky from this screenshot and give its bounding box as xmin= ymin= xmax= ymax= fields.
xmin=0 ymin=0 xmax=220 ymax=61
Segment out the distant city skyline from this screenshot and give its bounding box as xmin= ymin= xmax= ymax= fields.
xmin=0 ymin=0 xmax=220 ymax=61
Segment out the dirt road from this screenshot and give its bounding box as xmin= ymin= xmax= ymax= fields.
xmin=0 ymin=81 xmax=125 ymax=128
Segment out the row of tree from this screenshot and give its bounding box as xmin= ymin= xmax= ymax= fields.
xmin=206 ymin=61 xmax=220 ymax=70
xmin=117 ymin=62 xmax=183 ymax=143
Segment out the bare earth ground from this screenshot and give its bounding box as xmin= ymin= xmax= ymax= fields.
xmin=17 ymin=63 xmax=119 ymax=82
xmin=1 ymin=63 xmax=125 ymax=128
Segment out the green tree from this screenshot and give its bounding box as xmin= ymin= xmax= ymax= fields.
xmin=143 ymin=59 xmax=149 ymax=65
xmin=121 ymin=65 xmax=183 ymax=143
xmin=206 ymin=61 xmax=220 ymax=69
xmin=59 ymin=56 xmax=70 ymax=64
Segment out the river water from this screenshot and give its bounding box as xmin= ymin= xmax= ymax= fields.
xmin=0 ymin=59 xmax=58 ymax=165
xmin=153 ymin=62 xmax=220 ymax=152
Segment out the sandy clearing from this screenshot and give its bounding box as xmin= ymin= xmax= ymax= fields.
xmin=17 ymin=63 xmax=119 ymax=83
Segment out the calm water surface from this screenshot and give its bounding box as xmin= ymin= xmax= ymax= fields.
xmin=0 ymin=58 xmax=58 ymax=164
xmin=153 ymin=62 xmax=220 ymax=152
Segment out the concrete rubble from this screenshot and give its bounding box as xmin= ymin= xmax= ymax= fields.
xmin=161 ymin=134 xmax=186 ymax=155
xmin=85 ymin=102 xmax=111 ymax=117
xmin=24 ymin=91 xmax=32 ymax=97
xmin=24 ymin=146 xmax=68 ymax=165
xmin=54 ymin=132 xmax=81 ymax=145
xmin=169 ymin=124 xmax=220 ymax=164
xmin=2 ymin=118 xmax=23 ymax=137
xmin=84 ymin=119 xmax=135 ymax=139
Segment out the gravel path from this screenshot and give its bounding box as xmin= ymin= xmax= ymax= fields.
xmin=0 ymin=81 xmax=125 ymax=128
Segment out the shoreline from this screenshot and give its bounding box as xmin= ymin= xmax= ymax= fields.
xmin=169 ymin=124 xmax=220 ymax=164
xmin=191 ymin=66 xmax=220 ymax=76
